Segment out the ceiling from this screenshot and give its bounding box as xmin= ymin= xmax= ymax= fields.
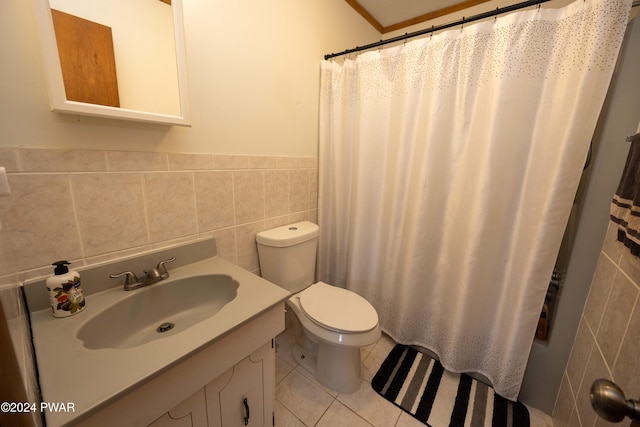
xmin=346 ymin=0 xmax=492 ymax=33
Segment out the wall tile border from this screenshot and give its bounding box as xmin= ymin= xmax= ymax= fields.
xmin=0 ymin=147 xmax=318 ymax=284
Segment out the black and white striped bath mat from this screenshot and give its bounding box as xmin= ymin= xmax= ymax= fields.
xmin=372 ymin=345 xmax=529 ymax=427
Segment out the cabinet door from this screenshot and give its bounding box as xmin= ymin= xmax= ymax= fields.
xmin=148 ymin=388 xmax=207 ymax=427
xmin=207 ymin=342 xmax=275 ymax=427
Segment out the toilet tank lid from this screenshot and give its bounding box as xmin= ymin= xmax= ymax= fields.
xmin=256 ymin=221 xmax=319 ymax=247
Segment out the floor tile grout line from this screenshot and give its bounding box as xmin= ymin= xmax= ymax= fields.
xmin=275 ymin=396 xmax=311 ymax=426
xmin=312 ymin=397 xmax=335 ymax=427
xmin=276 ymin=329 xmax=553 ymax=427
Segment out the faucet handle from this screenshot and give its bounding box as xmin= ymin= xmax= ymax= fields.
xmin=109 ymin=271 xmax=140 ymax=288
xmin=156 ymin=257 xmax=176 ymax=278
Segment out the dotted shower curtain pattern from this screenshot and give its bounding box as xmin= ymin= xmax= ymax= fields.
xmin=318 ymin=0 xmax=631 ymax=400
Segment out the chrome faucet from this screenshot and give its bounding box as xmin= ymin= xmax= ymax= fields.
xmin=110 ymin=257 xmax=176 ymax=291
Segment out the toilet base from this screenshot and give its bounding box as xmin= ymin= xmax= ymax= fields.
xmin=293 ymin=341 xmax=362 ymax=394
xmin=285 ymin=297 xmax=377 ymax=394
xmin=293 ymin=343 xmax=317 ymax=374
xmin=316 ymin=342 xmax=363 ymax=394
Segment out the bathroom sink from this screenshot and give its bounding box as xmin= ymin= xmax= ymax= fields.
xmin=24 ymin=239 xmax=291 ymax=427
xmin=77 ymin=274 xmax=239 ymax=349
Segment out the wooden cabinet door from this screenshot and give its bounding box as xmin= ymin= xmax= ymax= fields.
xmin=207 ymin=342 xmax=275 ymax=427
xmin=50 ymin=9 xmax=120 ymax=107
xmin=207 ymin=356 xmax=264 ymax=427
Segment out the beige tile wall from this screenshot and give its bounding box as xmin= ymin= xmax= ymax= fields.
xmin=553 ymin=222 xmax=640 ymax=426
xmin=0 ymin=147 xmax=318 ymax=285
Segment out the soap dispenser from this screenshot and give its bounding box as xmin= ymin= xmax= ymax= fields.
xmin=46 ymin=261 xmax=86 ymax=317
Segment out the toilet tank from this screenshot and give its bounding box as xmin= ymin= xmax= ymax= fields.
xmin=256 ymin=221 xmax=319 ymax=293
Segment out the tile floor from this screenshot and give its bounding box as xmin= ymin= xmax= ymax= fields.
xmin=274 ymin=330 xmax=554 ymax=427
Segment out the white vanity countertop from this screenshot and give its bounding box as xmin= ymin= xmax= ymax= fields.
xmin=27 ymin=254 xmax=289 ymax=426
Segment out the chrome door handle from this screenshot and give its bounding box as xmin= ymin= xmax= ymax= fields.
xmin=590 ymin=379 xmax=640 ymax=423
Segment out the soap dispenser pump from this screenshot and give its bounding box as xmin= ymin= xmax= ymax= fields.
xmin=45 ymin=261 xmax=86 ymax=317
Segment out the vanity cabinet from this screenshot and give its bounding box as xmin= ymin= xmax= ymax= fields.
xmin=26 ymin=239 xmax=290 ymax=427
xmin=150 ymin=341 xmax=275 ymax=427
xmin=206 ymin=341 xmax=273 ymax=427
xmin=74 ymin=304 xmax=284 ymax=427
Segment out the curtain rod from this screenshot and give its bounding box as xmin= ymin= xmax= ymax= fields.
xmin=326 ymin=0 xmax=640 ymax=60
xmin=325 ymin=0 xmax=553 ymax=60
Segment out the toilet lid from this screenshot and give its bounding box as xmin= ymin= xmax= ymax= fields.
xmin=299 ymin=282 xmax=378 ymax=333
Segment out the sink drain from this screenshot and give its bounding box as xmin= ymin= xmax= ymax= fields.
xmin=156 ymin=322 xmax=175 ymax=333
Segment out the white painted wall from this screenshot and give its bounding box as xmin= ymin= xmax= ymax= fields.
xmin=0 ymin=0 xmax=380 ymax=156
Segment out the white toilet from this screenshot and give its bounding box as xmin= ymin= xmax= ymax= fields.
xmin=256 ymin=221 xmax=381 ymax=394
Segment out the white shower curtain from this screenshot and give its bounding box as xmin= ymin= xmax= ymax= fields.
xmin=318 ymin=0 xmax=630 ymax=400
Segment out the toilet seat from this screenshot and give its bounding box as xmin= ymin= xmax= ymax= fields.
xmin=298 ymin=282 xmax=378 ymax=334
